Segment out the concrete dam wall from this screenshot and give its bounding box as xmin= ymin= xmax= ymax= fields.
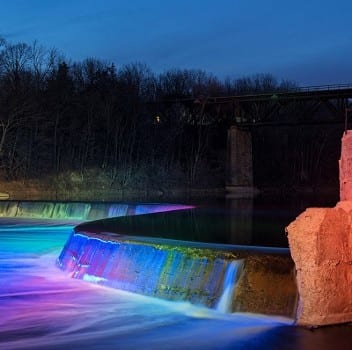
xmin=0 ymin=200 xmax=192 ymax=221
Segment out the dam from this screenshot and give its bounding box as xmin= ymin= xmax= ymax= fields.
xmin=57 ymin=207 xmax=297 ymax=317
xmin=1 ymin=199 xmax=350 ymax=349
xmin=0 ymin=199 xmax=297 ymax=316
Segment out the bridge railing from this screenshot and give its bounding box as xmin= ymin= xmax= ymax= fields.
xmin=159 ymin=83 xmax=352 ymax=105
xmin=289 ymin=83 xmax=352 ymax=93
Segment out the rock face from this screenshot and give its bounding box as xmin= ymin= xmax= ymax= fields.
xmin=286 ymin=201 xmax=352 ymax=326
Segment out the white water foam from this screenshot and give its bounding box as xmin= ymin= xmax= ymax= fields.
xmin=0 ymin=219 xmax=294 ymax=350
xmin=216 ymin=260 xmax=244 ymax=313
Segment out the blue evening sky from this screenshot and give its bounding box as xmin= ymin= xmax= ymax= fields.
xmin=1 ymin=0 xmax=351 ymax=86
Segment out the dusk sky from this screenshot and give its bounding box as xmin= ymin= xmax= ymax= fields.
xmin=1 ymin=0 xmax=352 ymax=86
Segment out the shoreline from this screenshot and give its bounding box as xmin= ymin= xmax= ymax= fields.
xmin=0 ymin=179 xmax=338 ymax=202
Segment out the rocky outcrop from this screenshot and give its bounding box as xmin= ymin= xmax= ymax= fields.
xmin=286 ymin=201 xmax=352 ymax=326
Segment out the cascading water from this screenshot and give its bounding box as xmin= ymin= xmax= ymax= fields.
xmin=57 ymin=233 xmax=231 ymax=308
xmin=0 ymin=201 xmax=193 ymax=220
xmin=1 ymin=203 xmax=350 ymax=349
xmin=57 ymin=226 xmax=298 ymax=316
xmin=216 ymin=260 xmax=244 ymax=313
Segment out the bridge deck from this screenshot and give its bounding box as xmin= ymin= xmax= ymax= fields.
xmin=163 ymin=83 xmax=352 ymax=104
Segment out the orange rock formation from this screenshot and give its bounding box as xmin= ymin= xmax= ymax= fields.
xmin=286 ymin=203 xmax=352 ymax=326
xmin=286 ymin=131 xmax=352 ymax=326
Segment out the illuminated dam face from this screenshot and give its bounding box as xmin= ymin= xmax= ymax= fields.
xmin=57 ymin=233 xmax=243 ymax=310
xmin=3 ymin=217 xmax=352 ymax=350
xmin=57 ymin=207 xmax=298 ymax=317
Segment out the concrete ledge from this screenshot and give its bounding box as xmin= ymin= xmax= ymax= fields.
xmin=58 ymin=228 xmax=297 ymax=317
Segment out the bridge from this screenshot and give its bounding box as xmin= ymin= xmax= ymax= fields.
xmin=165 ymin=84 xmax=352 ymax=195
xmin=192 ymin=83 xmax=352 ymax=125
xmin=222 ymin=84 xmax=352 ymax=195
xmin=197 ymin=83 xmax=352 ymax=102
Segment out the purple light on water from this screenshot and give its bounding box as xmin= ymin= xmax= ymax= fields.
xmin=0 ymin=218 xmax=296 ymax=349
xmin=57 ymin=232 xmax=237 ymax=307
xmin=0 ymin=201 xmax=194 ymax=221
xmin=133 ymin=203 xmax=194 ymax=215
xmin=2 ymin=216 xmax=350 ymax=349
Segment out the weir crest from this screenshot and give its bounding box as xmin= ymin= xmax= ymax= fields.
xmin=55 ymin=202 xmax=297 ymax=317
xmin=0 ymin=200 xmax=297 ymax=318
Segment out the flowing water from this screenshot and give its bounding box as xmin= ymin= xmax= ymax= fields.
xmin=0 ymin=198 xmax=351 ymax=350
xmin=216 ymin=260 xmax=243 ymax=313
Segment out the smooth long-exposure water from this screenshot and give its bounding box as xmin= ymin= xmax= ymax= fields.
xmin=0 ymin=217 xmax=351 ymax=350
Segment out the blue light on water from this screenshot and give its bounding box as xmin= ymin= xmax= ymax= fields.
xmin=216 ymin=260 xmax=244 ymax=313
xmin=57 ymin=232 xmax=236 ymax=308
xmin=0 ymin=201 xmax=194 ymax=221
xmin=0 ymin=219 xmax=296 ymax=350
xmin=2 ymin=218 xmax=347 ymax=350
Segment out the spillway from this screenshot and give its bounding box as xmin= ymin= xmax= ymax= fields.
xmin=3 ymin=201 xmax=350 ymax=349
xmin=0 ymin=199 xmax=297 ymax=317
xmin=0 ymin=200 xmax=192 ymax=220
xmin=57 ymin=207 xmax=298 ymax=318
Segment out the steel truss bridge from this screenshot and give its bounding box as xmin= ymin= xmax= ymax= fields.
xmin=164 ymin=83 xmax=352 ymax=127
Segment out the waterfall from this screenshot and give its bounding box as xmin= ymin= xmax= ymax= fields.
xmin=107 ymin=204 xmax=129 ymax=217
xmin=0 ymin=201 xmax=193 ymax=220
xmin=216 ymin=260 xmax=244 ymax=313
xmin=57 ymin=231 xmax=233 ymax=309
xmin=57 ymin=228 xmax=298 ymax=316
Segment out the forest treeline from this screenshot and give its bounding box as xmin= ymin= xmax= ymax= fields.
xmin=0 ymin=38 xmax=343 ymax=193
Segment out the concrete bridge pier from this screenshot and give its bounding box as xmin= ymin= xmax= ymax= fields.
xmin=286 ymin=131 xmax=352 ymax=327
xmin=226 ymin=126 xmax=258 ymax=197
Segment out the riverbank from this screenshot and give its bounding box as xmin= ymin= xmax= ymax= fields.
xmin=0 ymin=181 xmax=225 ymax=202
xmin=0 ymin=178 xmax=338 ymax=202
